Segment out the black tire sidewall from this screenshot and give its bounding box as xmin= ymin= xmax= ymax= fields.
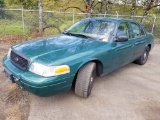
xmin=87 ymin=65 xmax=96 ymax=97
xmin=75 ymin=62 xmax=96 ymax=98
xmin=141 ymin=47 xmax=149 ymax=64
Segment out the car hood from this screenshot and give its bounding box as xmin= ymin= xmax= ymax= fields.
xmin=12 ymin=34 xmax=106 ymax=65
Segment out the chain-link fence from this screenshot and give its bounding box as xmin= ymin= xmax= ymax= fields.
xmin=0 ymin=7 xmax=160 ymax=44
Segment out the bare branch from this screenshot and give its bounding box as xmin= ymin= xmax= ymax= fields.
xmin=92 ymin=2 xmax=100 ymax=9
xmin=43 ymin=25 xmax=61 ymax=33
xmin=91 ymin=0 xmax=95 ymax=8
xmin=63 ymin=6 xmax=85 ymax=13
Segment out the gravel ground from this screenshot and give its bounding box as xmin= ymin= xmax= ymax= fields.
xmin=28 ymin=44 xmax=160 ymax=120
xmin=1 ymin=44 xmax=160 ymax=120
xmin=0 ymin=44 xmax=30 ymax=120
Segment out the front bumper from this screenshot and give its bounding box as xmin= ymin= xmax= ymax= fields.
xmin=3 ymin=56 xmax=75 ymax=96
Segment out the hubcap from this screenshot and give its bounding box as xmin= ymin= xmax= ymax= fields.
xmin=87 ymin=74 xmax=94 ymax=96
xmin=90 ymin=77 xmax=93 ymax=82
xmin=143 ymin=50 xmax=148 ymax=63
xmin=144 ymin=52 xmax=147 ymax=59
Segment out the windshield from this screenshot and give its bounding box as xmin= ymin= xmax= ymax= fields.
xmin=65 ymin=19 xmax=116 ymax=42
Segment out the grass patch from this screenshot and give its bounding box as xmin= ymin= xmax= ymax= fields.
xmin=0 ymin=20 xmax=29 ymax=35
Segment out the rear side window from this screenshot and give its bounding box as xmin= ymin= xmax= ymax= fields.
xmin=130 ymin=22 xmax=145 ymax=38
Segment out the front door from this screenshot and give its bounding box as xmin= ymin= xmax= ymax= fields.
xmin=111 ymin=22 xmax=134 ymax=68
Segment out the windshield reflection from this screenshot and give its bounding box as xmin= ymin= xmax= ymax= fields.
xmin=65 ymin=19 xmax=116 ymax=42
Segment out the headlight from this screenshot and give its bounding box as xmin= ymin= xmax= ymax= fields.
xmin=29 ymin=62 xmax=70 ymax=77
xmin=7 ymin=48 xmax=11 ymax=57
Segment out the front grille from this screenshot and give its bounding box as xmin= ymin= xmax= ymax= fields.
xmin=10 ymin=50 xmax=29 ymax=70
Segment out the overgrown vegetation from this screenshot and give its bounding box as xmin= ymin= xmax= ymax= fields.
xmin=0 ymin=0 xmax=160 ymax=44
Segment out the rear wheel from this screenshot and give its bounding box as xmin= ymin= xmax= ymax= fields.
xmin=134 ymin=46 xmax=150 ymax=65
xmin=75 ymin=62 xmax=96 ymax=98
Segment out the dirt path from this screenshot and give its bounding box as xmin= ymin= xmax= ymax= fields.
xmin=0 ymin=44 xmax=160 ymax=120
xmin=0 ymin=45 xmax=30 ymax=120
xmin=28 ymin=44 xmax=160 ymax=120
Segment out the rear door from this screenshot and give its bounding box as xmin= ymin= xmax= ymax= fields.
xmin=129 ymin=22 xmax=146 ymax=59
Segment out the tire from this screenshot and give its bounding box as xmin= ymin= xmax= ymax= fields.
xmin=134 ymin=46 xmax=150 ymax=65
xmin=75 ymin=62 xmax=96 ymax=98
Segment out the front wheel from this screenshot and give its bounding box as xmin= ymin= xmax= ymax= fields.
xmin=75 ymin=62 xmax=96 ymax=98
xmin=134 ymin=46 xmax=150 ymax=65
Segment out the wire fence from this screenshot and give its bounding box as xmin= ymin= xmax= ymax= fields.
xmin=0 ymin=8 xmax=160 ymax=44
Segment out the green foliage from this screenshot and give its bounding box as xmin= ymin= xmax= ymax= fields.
xmin=0 ymin=19 xmax=27 ymax=35
xmin=4 ymin=0 xmax=37 ymax=8
xmin=0 ymin=0 xmax=4 ymax=5
xmin=1 ymin=0 xmax=160 ymax=39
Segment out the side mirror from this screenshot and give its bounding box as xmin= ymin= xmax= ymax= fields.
xmin=115 ymin=35 xmax=128 ymax=42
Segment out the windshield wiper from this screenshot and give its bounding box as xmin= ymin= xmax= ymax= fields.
xmin=63 ymin=32 xmax=90 ymax=38
xmin=72 ymin=33 xmax=90 ymax=38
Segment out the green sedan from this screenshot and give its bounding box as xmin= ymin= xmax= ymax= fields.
xmin=3 ymin=18 xmax=154 ymax=98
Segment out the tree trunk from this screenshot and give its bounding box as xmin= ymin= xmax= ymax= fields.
xmin=99 ymin=2 xmax=103 ymax=13
xmin=141 ymin=0 xmax=154 ymax=23
xmin=0 ymin=2 xmax=5 ymax=19
xmin=38 ymin=0 xmax=43 ymax=34
xmin=85 ymin=0 xmax=91 ymax=17
xmin=130 ymin=1 xmax=136 ymax=19
xmin=105 ymin=0 xmax=109 ymax=15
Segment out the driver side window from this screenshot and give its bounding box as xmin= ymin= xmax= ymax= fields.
xmin=117 ymin=23 xmax=130 ymax=39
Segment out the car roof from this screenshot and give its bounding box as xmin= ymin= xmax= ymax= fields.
xmin=84 ymin=17 xmax=136 ymax=23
